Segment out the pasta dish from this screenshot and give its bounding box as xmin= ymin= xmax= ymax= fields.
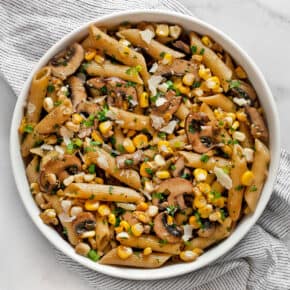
xmin=19 ymin=22 xmax=270 ymax=268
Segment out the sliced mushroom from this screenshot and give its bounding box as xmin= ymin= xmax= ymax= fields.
xmin=50 ymin=43 xmax=84 ymax=80
xmin=172 ymin=156 xmax=184 ymax=177
xmin=68 ymin=76 xmax=87 ymax=109
xmin=197 ymin=223 xmax=216 ymax=238
xmin=185 ymin=112 xmax=219 ymax=154
xmin=39 ymin=155 xmax=81 ymax=192
xmin=86 ymin=77 xmax=107 ymax=98
xmin=230 ymin=80 xmax=257 ymax=101
xmin=156 ymin=59 xmax=199 ymax=78
xmin=153 ymin=212 xmax=183 ymax=243
xmin=172 ymin=40 xmax=191 ymax=54
xmin=72 ymin=212 xmax=96 ymax=235
xmin=245 ymin=106 xmax=269 ymax=143
xmin=76 ymin=101 xmax=99 ymax=117
xmin=122 ymin=211 xmax=139 ymax=226
xmin=116 ymin=150 xmax=144 ymax=169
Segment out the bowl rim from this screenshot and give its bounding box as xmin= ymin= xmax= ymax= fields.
xmin=10 ymin=9 xmax=281 ymax=280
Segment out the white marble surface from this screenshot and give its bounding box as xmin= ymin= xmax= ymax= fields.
xmin=1 ymin=1 xmax=290 ymax=290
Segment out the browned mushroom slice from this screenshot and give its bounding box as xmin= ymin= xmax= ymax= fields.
xmin=121 ymin=211 xmax=139 ymax=226
xmin=116 ymin=150 xmax=144 ymax=169
xmin=153 ymin=212 xmax=183 ymax=243
xmin=50 ymin=43 xmax=84 ymax=80
xmin=68 ymin=76 xmax=87 ymax=109
xmin=245 ymin=106 xmax=269 ymax=143
xmin=185 ymin=112 xmax=219 ymax=154
xmin=76 ymin=101 xmax=99 ymax=116
xmin=172 ymin=156 xmax=185 ymax=177
xmin=230 ymin=80 xmax=257 ymax=101
xmin=39 ymin=155 xmax=81 ymax=192
xmin=72 ymin=212 xmax=96 ymax=235
xmin=172 ymin=40 xmax=191 ymax=54
xmin=156 ymin=59 xmax=198 ymax=78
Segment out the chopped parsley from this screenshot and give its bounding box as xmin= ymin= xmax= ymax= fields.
xmin=159 ymin=239 xmax=168 ymax=245
xmin=117 ymin=144 xmax=125 ymax=153
xmin=73 ymin=138 xmax=83 ymax=148
xmin=89 ymin=194 xmax=95 ymax=200
xmin=152 ymin=192 xmax=165 ymax=201
xmin=23 ymin=124 xmax=34 ymax=133
xmin=166 ymin=205 xmax=178 ymax=216
xmin=125 ymin=65 xmax=142 ymax=76
xmin=170 ymin=164 xmax=176 ymax=170
xmin=97 ymin=104 xmax=109 ymax=121
xmin=62 ymin=227 xmax=67 ymax=236
xmin=87 ymin=249 xmax=101 ymax=262
xmin=220 ymin=209 xmax=226 ymax=221
xmin=145 ymin=168 xmax=153 ymax=175
xmin=200 ymin=154 xmax=209 ymax=163
xmin=200 ymin=48 xmax=205 ymax=55
xmin=188 ymin=124 xmax=196 ymax=133
xmin=88 ymin=164 xmax=96 ymax=174
xmin=47 ymin=84 xmax=55 ymax=93
xmin=84 ymin=146 xmax=96 ymax=153
xmin=194 ymin=211 xmax=204 ymax=228
xmin=109 ymin=136 xmax=116 ymax=146
xmin=211 ymin=190 xmax=221 ymax=200
xmin=234 ymin=185 xmax=244 ymax=191
xmin=158 ymin=132 xmax=167 ymax=139
xmin=100 ymin=85 xmax=108 ymax=95
xmin=250 ymin=185 xmax=257 ymax=192
xmin=190 ymin=45 xmax=197 ymax=54
xmin=82 ymin=114 xmax=95 ymax=127
xmin=181 ymin=172 xmax=190 ymax=180
xmin=96 ymin=34 xmax=101 ymax=40
xmin=159 ymin=51 xmax=166 ymax=58
xmin=109 ymin=186 xmax=113 ymax=195
xmin=228 ymin=79 xmax=241 ymax=89
xmin=66 ymin=142 xmax=74 ymax=154
xmin=165 ymin=80 xmax=174 ymax=90
xmin=192 ymin=81 xmax=201 ymax=88
xmin=125 ymin=81 xmax=137 ymax=87
xmin=125 ymin=159 xmax=133 ymax=166
xmin=113 ymin=207 xmax=125 ymax=216
xmin=90 ymin=140 xmax=102 ymax=146
xmin=54 ymin=101 xmax=62 ymax=106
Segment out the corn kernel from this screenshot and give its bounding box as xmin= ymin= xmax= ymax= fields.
xmin=236 ymin=111 xmax=247 ymax=122
xmin=227 ymin=113 xmax=236 ymax=121
xmin=72 ymin=113 xmax=84 ymax=124
xmin=123 ymin=138 xmax=136 ymax=153
xmin=241 ymin=170 xmax=255 ymax=186
xmin=140 ymin=92 xmax=149 ymax=108
xmin=115 ymin=226 xmax=123 ymax=234
xmin=85 ymin=200 xmax=100 ymax=211
xmin=192 ymin=54 xmax=203 ymax=62
xmin=140 ymin=162 xmax=153 ymax=178
xmin=97 ymin=204 xmax=111 ymax=216
xmin=189 ymin=216 xmax=201 ymax=229
xmin=133 ymin=134 xmax=148 ymax=149
xmin=99 ymin=121 xmax=113 ymax=135
xmin=179 ymin=85 xmax=190 ymax=95
xmin=43 ymin=97 xmax=54 ymax=112
xmin=147 ymin=205 xmax=159 ymax=217
xmin=201 ymin=35 xmax=212 ymax=47
xmin=212 ymin=197 xmax=226 ymax=208
xmin=192 ymin=248 xmax=203 ymax=256
xmin=209 ymin=211 xmax=222 ymax=222
xmin=214 ymin=109 xmax=225 ymax=120
xmin=231 ymin=121 xmax=240 ymax=130
xmin=131 ymin=223 xmax=144 ymax=237
xmin=94 ymin=54 xmax=105 ymax=64
xmin=117 ymin=246 xmax=133 ymax=260
xmin=235 ymin=66 xmax=247 ymax=79
xmin=222 ymin=145 xmax=233 ymax=157
xmin=143 ymin=247 xmax=152 ymax=256
xmin=199 ymin=204 xmax=213 ymax=218
xmin=95 ymin=177 xmax=104 ymax=184
xmin=198 ymin=66 xmax=212 ymax=80
xmin=85 ymin=49 xmax=96 ymax=61
xmin=162 ymin=53 xmax=173 ymax=65
xmin=182 ymin=73 xmax=195 ymax=87
xmin=119 ymin=220 xmax=131 ymax=232
xmin=205 ymin=76 xmax=220 ymax=90
xmin=136 ymin=202 xmax=149 ymax=211
xmin=193 ymin=195 xmax=207 ymax=209
xmin=108 ymin=213 xmax=116 ymax=225
xmin=156 ymin=170 xmax=170 ymax=179
xmin=156 ymin=24 xmax=169 ymax=37
xmin=91 ymin=130 xmax=103 ymax=143
xmin=193 ymin=168 xmax=208 ymax=182
xmin=167 ymin=215 xmax=174 ymax=225
xmin=157 ymin=140 xmax=173 ymax=154
xmin=134 ymin=211 xmax=150 ymax=223
xmin=197 ymin=182 xmax=211 ymax=194
xmin=180 ymin=250 xmax=198 ymax=262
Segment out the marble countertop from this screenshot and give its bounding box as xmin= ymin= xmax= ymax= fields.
xmin=1 ymin=1 xmax=290 ymax=289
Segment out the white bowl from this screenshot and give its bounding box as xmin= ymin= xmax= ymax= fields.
xmin=10 ymin=10 xmax=280 ymax=280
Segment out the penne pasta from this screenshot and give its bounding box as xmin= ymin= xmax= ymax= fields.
xmin=95 ymin=215 xmax=110 ymax=251
xmin=199 ymin=94 xmax=236 ymax=112
xmin=26 ymin=156 xmax=39 ymax=184
xmin=100 ymin=248 xmax=171 ymax=268
xmin=174 ymin=103 xmax=190 ymax=121
xmin=200 ymin=102 xmax=215 ymax=121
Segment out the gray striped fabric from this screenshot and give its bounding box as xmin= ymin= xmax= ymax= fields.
xmin=1 ymin=1 xmax=290 ymax=289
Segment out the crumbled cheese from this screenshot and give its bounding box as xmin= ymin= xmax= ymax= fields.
xmin=244 ymin=148 xmax=254 ymax=163
xmin=27 ymin=102 xmax=36 ymax=115
xmin=117 ymin=231 xmax=130 ymax=240
xmin=93 ymin=95 xmax=107 ymax=103
xmin=149 ymin=62 xmax=158 ymax=73
xmin=223 ymin=116 xmax=233 ymax=126
xmin=55 ymin=145 xmax=65 ymax=155
xmin=139 ymin=29 xmax=155 ymax=44
xmin=144 ymin=180 xmax=154 ymax=193
xmin=150 ymin=115 xmax=165 ymax=130
xmin=182 ymin=224 xmax=194 ymax=241
xmin=83 ymin=174 xmax=95 ymax=182
xmin=129 ymin=98 xmax=138 ymax=107
xmin=233 ymin=97 xmax=250 ymax=106
xmin=73 ymin=172 xmax=85 ymax=183
xmin=70 ymin=206 xmax=83 ymax=217
xmin=63 ymin=175 xmax=74 ymax=186
xmin=60 ymin=126 xmax=73 ymax=145
xmin=233 ymin=131 xmax=246 ymax=142
xmin=148 ymin=75 xmax=163 ymax=96
xmin=115 ymin=120 xmax=125 ymax=125
xmin=155 ymin=97 xmax=167 ymax=107
xmin=40 ymin=144 xmax=54 ymax=151
xmin=97 ymin=155 xmax=109 ymax=169
xmin=147 ymin=205 xmax=159 ymax=217
xmin=116 ymin=202 xmax=136 ymax=211
xmin=58 ymin=212 xmax=75 ymax=223
xmin=61 ymin=200 xmax=72 ymax=213
xmin=154 ymin=154 xmax=166 ymax=166
xmin=160 ymin=120 xmax=178 ymax=134
xmin=158 ymin=83 xmax=168 ymax=93
xmin=214 ymin=167 xmax=232 ymax=190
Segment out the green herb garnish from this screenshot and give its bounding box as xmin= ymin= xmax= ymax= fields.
xmin=47 ymin=84 xmax=55 ymax=93
xmin=24 ymin=124 xmax=34 ymax=133
xmin=190 ymin=45 xmax=197 ymax=54
xmin=200 ymin=154 xmax=209 ymax=163
xmin=88 ymin=164 xmax=96 ymax=174
xmin=87 ymin=250 xmax=100 ymax=262
xmin=125 ymin=159 xmax=133 ymax=166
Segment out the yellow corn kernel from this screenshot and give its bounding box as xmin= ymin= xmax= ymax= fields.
xmin=179 ymin=120 xmax=185 ymax=128
xmin=99 ymin=121 xmax=113 ymax=135
xmin=131 ymin=223 xmax=144 ymax=237
xmin=197 ymin=182 xmax=211 ymax=194
xmin=214 ymin=109 xmax=225 ymax=120
xmin=85 ymin=49 xmax=96 ymax=61
xmin=115 ymin=226 xmax=123 ymax=234
xmin=173 ymin=78 xmax=182 ymax=89
xmin=120 ymin=220 xmax=131 ymax=232
xmin=189 ymin=215 xmax=201 ymax=229
xmin=140 ymin=92 xmax=149 ymax=108
xmin=97 ymin=204 xmax=111 ymax=216
xmin=227 ymin=112 xmax=236 ymax=121
xmin=193 ymin=168 xmax=208 ymax=182
xmin=123 ymin=138 xmax=136 ymax=153
xmin=193 ymin=195 xmax=207 ymax=209
xmin=198 ymin=66 xmax=211 ymax=80
xmin=156 ymin=170 xmax=170 ymax=179
xmin=108 ymin=213 xmax=116 ymax=225
xmin=235 ymin=66 xmax=247 ymax=79
xmin=179 ymin=250 xmax=198 ymax=262
xmin=205 ymin=76 xmax=220 ymax=90
xmin=236 ymin=111 xmax=247 ymax=122
xmin=212 ymin=197 xmax=226 ymax=208
xmin=201 ymin=35 xmax=212 ymax=47
xmin=167 ymin=215 xmax=174 ymax=225
xmin=94 ymin=54 xmax=105 ymax=64
xmin=133 ymin=134 xmax=148 ymax=149
xmin=156 ymin=24 xmax=169 ymax=37
xmin=192 ymin=248 xmax=203 ymax=256
xmin=143 ymin=247 xmax=152 ymax=256
xmin=241 ymin=170 xmax=255 ymax=186
xmin=198 ymin=204 xmax=213 ymax=218
xmin=192 ymin=54 xmax=203 ymax=62
xmin=117 ymin=245 xmax=133 ymax=260
xmin=140 ymin=162 xmax=153 ymax=178
xmin=231 ymin=121 xmax=240 ymax=130
xmin=136 ymin=202 xmax=149 ymax=211
xmin=209 ymin=211 xmax=222 ymax=222
xmin=157 ymin=140 xmax=173 ymax=154
xmin=134 ymin=211 xmax=150 ymax=223
xmin=72 ymin=113 xmax=84 ymax=124
xmin=95 ymin=177 xmax=104 ymax=184
xmin=222 ymin=145 xmax=233 ymax=157
xmin=162 ymin=53 xmax=173 ymax=65
xmin=84 ymin=200 xmax=100 ymax=211
xmin=91 ymin=130 xmax=103 ymax=143
xmin=179 ymin=85 xmax=190 ymax=95
xmin=182 ymin=73 xmax=195 ymax=86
